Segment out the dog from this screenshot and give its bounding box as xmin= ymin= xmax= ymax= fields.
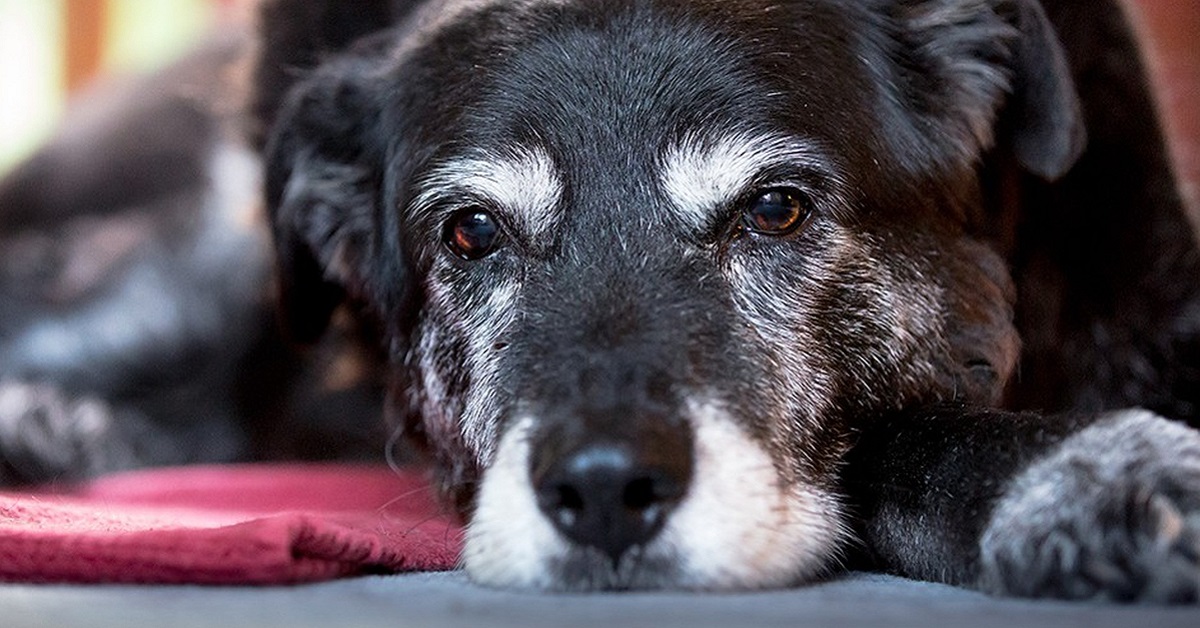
xmin=2 ymin=0 xmax=1199 ymax=602
xmin=0 ymin=32 xmax=391 ymax=474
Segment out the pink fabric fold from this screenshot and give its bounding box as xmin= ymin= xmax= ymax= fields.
xmin=0 ymin=464 xmax=462 ymax=584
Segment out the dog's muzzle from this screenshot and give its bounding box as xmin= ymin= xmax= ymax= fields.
xmin=460 ymin=261 xmax=845 ymax=589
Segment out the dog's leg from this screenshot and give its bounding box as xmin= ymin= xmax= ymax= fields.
xmin=844 ymin=405 xmax=1200 ymax=602
xmin=0 ymin=380 xmax=189 ymax=485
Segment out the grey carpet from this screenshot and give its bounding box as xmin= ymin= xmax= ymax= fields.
xmin=3 ymin=571 xmax=1197 ymax=628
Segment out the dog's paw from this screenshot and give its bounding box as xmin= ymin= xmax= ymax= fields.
xmin=979 ymin=410 xmax=1200 ymax=603
xmin=0 ymin=380 xmax=136 ymax=484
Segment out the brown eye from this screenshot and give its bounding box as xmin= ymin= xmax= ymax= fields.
xmin=444 ymin=209 xmax=502 ymax=259
xmin=742 ymin=188 xmax=812 ymax=236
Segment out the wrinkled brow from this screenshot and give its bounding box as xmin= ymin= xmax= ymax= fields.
xmin=659 ymin=131 xmax=835 ymax=235
xmin=410 ymin=147 xmax=563 ymax=240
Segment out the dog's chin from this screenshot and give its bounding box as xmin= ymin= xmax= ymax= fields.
xmin=462 ymin=401 xmax=849 ymax=591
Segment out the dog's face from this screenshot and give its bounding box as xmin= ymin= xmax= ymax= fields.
xmin=260 ymin=0 xmax=1082 ymax=589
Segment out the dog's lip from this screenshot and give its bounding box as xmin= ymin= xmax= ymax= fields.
xmin=545 ymin=543 xmax=680 ymax=591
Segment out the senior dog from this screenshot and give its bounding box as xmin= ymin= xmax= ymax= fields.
xmin=2 ymin=0 xmax=1199 ymax=602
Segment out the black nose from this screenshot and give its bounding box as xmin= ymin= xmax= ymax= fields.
xmin=533 ymin=441 xmax=689 ymax=564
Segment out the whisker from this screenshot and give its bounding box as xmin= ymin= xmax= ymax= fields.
xmin=384 ymin=423 xmax=409 ymax=476
xmin=375 ymin=483 xmax=439 ymax=513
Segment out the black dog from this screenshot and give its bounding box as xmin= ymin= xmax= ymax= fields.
xmin=0 ymin=33 xmax=388 ymax=478
xmin=2 ymin=0 xmax=1199 ymax=602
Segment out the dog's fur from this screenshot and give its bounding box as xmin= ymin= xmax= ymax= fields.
xmin=2 ymin=0 xmax=1200 ymax=602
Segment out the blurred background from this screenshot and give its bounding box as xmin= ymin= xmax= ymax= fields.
xmin=0 ymin=0 xmax=250 ymax=174
xmin=0 ymin=0 xmax=1196 ymax=216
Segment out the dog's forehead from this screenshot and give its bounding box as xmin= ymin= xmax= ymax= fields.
xmin=400 ymin=0 xmax=874 ymax=238
xmin=450 ymin=0 xmax=864 ymax=147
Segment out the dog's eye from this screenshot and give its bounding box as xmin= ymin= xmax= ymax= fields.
xmin=742 ymin=188 xmax=812 ymax=236
xmin=444 ymin=209 xmax=502 ymax=260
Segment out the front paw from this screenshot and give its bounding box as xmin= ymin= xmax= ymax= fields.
xmin=0 ymin=380 xmax=133 ymax=484
xmin=979 ymin=410 xmax=1200 ymax=603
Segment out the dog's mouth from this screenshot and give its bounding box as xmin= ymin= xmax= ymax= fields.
xmin=462 ymin=399 xmax=849 ymax=591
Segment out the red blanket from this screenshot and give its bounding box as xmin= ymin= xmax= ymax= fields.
xmin=0 ymin=464 xmax=462 ymax=585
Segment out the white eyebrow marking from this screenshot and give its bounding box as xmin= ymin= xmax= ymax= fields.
xmin=412 ymin=146 xmax=563 ymax=239
xmin=659 ymin=131 xmax=829 ymax=233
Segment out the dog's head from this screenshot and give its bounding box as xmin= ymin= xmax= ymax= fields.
xmin=253 ymin=0 xmax=1083 ymax=589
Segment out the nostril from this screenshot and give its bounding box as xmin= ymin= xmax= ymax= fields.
xmin=622 ymin=476 xmax=658 ymax=511
xmin=622 ymin=474 xmax=684 ymax=512
xmin=548 ymin=484 xmax=584 ymax=528
xmin=556 ymin=484 xmax=585 ymax=511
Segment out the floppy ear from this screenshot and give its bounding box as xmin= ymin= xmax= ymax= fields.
xmin=263 ymin=69 xmax=383 ymax=344
xmin=248 ymin=0 xmax=421 ymax=149
xmin=252 ymin=0 xmax=418 ymax=343
xmin=998 ymin=0 xmax=1086 ymax=179
xmin=893 ymin=0 xmax=1086 ymax=180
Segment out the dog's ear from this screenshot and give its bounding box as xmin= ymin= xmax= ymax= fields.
xmin=253 ymin=0 xmax=417 ymax=343
xmin=247 ymin=0 xmax=419 ymax=149
xmin=263 ymin=69 xmax=380 ymax=344
xmin=892 ymin=0 xmax=1086 ymax=180
xmin=998 ymin=0 xmax=1086 ymax=179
